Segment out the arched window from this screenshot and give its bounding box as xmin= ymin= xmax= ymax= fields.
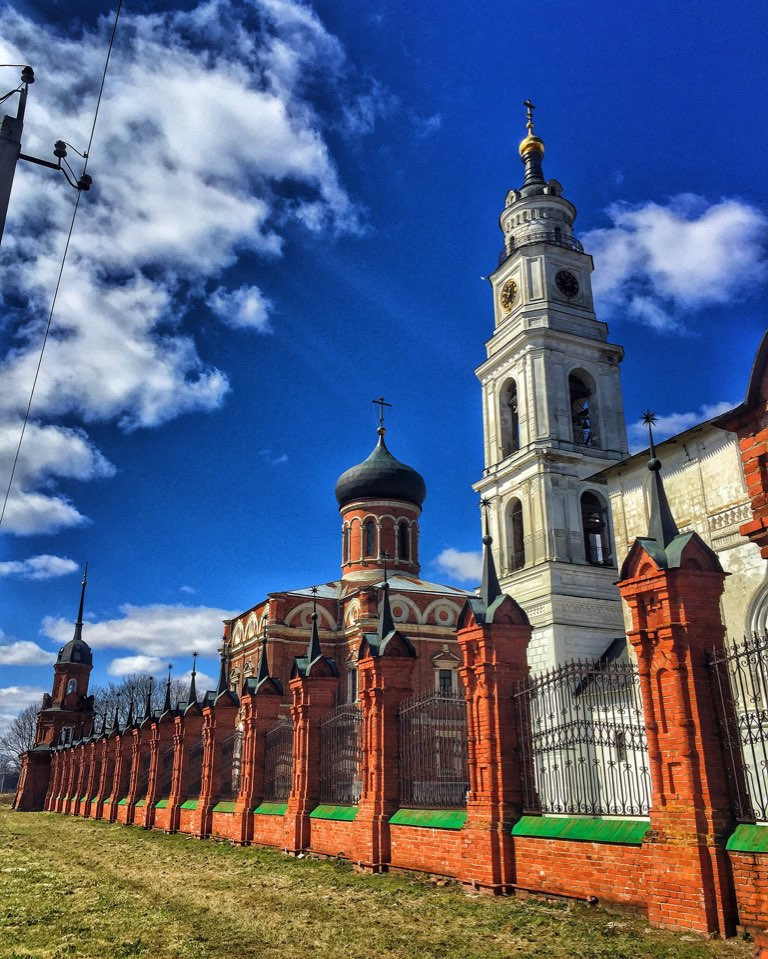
xmin=342 ymin=525 xmax=350 ymax=564
xmin=499 ymin=379 xmax=520 ymax=458
xmin=363 ymin=520 xmax=376 ymax=558
xmin=581 ymin=491 xmax=612 ymax=566
xmin=507 ymin=499 xmax=525 ymax=571
xmin=554 ymin=225 xmax=562 ymax=243
xmin=569 ymin=372 xmax=598 ymax=447
xmin=398 ymin=520 xmax=410 ymax=561
xmin=66 ymin=678 xmax=77 ymax=696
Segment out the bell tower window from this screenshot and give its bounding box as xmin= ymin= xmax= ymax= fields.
xmin=507 ymin=498 xmax=525 ymax=571
xmin=398 ymin=520 xmax=410 ymax=562
xmin=66 ymin=678 xmax=77 ymax=696
xmin=363 ymin=520 xmax=376 ymax=558
xmin=581 ymin=491 xmax=612 ymax=566
xmin=499 ymin=379 xmax=520 ymax=458
xmin=342 ymin=525 xmax=350 ymax=564
xmin=569 ymin=372 xmax=598 ymax=448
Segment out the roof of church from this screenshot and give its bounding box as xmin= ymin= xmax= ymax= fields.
xmin=284 ymin=575 xmax=468 ymax=599
xmin=334 ymin=432 xmax=427 ymax=509
xmin=57 ymin=638 xmax=93 ymax=666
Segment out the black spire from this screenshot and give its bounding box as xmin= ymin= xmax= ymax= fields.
xmin=163 ymin=665 xmax=172 ymax=714
xmin=187 ymin=651 xmax=198 ymax=704
xmin=99 ymin=712 xmax=107 ymax=736
xmin=216 ymin=642 xmax=229 ymax=696
xmin=111 ymin=695 xmax=120 ymax=732
xmin=642 ymin=411 xmax=680 ymax=548
xmin=479 ymin=498 xmax=502 ymax=608
xmin=256 ymin=622 xmax=270 ymax=684
xmin=72 ymin=562 xmax=88 ymax=642
xmin=125 ymin=697 xmax=134 ymax=727
xmin=307 ymin=588 xmax=322 ymax=665
xmin=378 ymin=551 xmax=395 ymax=638
xmin=143 ymin=679 xmax=153 ymax=722
xmin=519 ymin=100 xmax=546 ymax=191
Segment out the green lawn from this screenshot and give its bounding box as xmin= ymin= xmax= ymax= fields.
xmin=0 ymin=798 xmax=752 ymax=959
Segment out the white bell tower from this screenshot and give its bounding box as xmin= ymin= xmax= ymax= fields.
xmin=474 ymin=103 xmax=629 ymax=670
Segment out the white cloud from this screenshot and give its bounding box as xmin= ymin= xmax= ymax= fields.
xmin=260 ymin=448 xmax=289 ymax=466
xmin=208 ymin=285 xmax=272 ymax=332
xmin=0 ymin=640 xmax=57 ymax=666
xmin=41 ymin=603 xmax=238 ymax=659
xmin=0 ymin=554 xmax=78 ymax=580
xmin=107 ymin=654 xmax=166 ymax=677
xmin=583 ymin=195 xmax=768 ymax=331
xmin=627 ymin=401 xmax=736 ymax=452
xmin=434 ymin=548 xmax=482 ymax=583
xmin=179 ymin=585 xmax=196 ymax=595
xmin=0 ymin=685 xmax=46 ymax=743
xmin=0 ymin=0 xmax=366 ymax=534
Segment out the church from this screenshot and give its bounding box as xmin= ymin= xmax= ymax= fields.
xmin=13 ymin=107 xmax=768 ymax=950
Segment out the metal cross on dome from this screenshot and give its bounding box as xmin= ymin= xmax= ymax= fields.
xmin=523 ymin=99 xmax=536 ymax=132
xmin=372 ymin=396 xmax=391 ymax=431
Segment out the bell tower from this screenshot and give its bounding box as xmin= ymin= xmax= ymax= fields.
xmin=474 ymin=104 xmax=629 ymax=670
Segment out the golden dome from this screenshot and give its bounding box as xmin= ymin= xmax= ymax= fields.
xmin=519 ymin=133 xmax=545 ymax=158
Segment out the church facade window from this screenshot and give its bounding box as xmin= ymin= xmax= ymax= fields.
xmin=499 ymin=379 xmax=520 ymax=458
xmin=507 ymin=498 xmax=525 ymax=571
xmin=398 ymin=520 xmax=410 ymax=562
xmin=363 ymin=520 xmax=376 ymax=558
xmin=581 ymin=491 xmax=612 ymax=566
xmin=432 ymin=651 xmax=460 ymax=694
xmin=569 ymin=371 xmax=598 ymax=448
xmin=60 ymin=726 xmax=73 ymax=745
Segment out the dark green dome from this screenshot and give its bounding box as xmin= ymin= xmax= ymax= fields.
xmin=335 ymin=434 xmax=427 ymax=509
xmin=57 ymin=638 xmax=92 ymax=666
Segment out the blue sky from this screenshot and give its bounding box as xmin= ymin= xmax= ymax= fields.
xmin=1 ymin=0 xmax=766 ymax=730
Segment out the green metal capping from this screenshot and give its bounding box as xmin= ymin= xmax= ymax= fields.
xmin=389 ymin=808 xmax=467 ymax=830
xmin=253 ymin=801 xmax=287 ymax=816
xmin=135 ymin=799 xmax=146 ymax=808
xmin=103 ymin=798 xmax=111 ymax=805
xmin=79 ymin=795 xmax=88 ymax=803
xmin=727 ymin=823 xmax=768 ymax=853
xmin=90 ymin=796 xmax=99 ymax=803
xmin=309 ymin=804 xmax=359 ymax=822
xmin=154 ymin=799 xmax=168 ymax=809
xmin=117 ymin=798 xmax=128 ymax=806
xmin=180 ymin=799 xmax=198 ymax=810
xmin=511 ymin=815 xmax=650 ymax=846
xmin=213 ymin=801 xmax=237 ymax=814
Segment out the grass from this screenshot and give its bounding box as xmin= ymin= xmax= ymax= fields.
xmin=0 ymin=797 xmax=753 ymax=959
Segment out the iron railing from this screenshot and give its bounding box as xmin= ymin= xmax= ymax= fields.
xmin=399 ymin=689 xmax=469 ymax=808
xmin=319 ymin=703 xmax=362 ymax=805
xmin=263 ymin=718 xmax=293 ymax=801
xmin=499 ymin=231 xmax=584 ymax=264
xmin=514 ymin=658 xmax=650 ymax=817
xmin=710 ymin=633 xmax=768 ymax=822
xmin=185 ymin=737 xmax=204 ymax=800
xmin=218 ymin=730 xmax=243 ymax=800
xmin=136 ymin=750 xmax=150 ymax=800
xmin=157 ymin=744 xmax=174 ymax=798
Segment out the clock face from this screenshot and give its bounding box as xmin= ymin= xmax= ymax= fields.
xmin=500 ymin=278 xmax=518 ymax=313
xmin=555 ymin=270 xmax=579 ymax=298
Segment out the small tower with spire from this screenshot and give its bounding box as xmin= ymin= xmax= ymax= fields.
xmin=474 ymin=102 xmax=629 ymax=668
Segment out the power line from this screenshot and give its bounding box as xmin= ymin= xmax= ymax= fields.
xmin=0 ymin=0 xmax=124 ymax=531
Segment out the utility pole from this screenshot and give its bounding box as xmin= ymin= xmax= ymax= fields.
xmin=0 ymin=65 xmax=92 ymax=246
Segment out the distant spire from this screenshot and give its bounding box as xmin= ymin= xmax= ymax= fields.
xmin=379 ymin=551 xmax=395 ymax=638
xmin=642 ymin=411 xmax=680 ymax=547
xmin=125 ymin=697 xmax=134 ymax=727
xmin=111 ymin=695 xmax=120 ymax=732
xmin=143 ymin=679 xmax=153 ymax=721
xmin=216 ymin=642 xmax=229 ymax=696
xmin=519 ymin=99 xmax=546 ymax=189
xmin=187 ymin=651 xmax=198 ymax=704
xmin=99 ymin=712 xmax=107 ymax=736
xmin=256 ymin=620 xmax=271 ymax=683
xmin=163 ymin=665 xmax=172 ymax=713
xmin=306 ymin=587 xmax=322 ymax=664
xmin=480 ymin=498 xmax=502 ymax=608
xmin=72 ymin=562 xmax=88 ymax=642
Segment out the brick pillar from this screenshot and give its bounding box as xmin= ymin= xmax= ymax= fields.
xmin=81 ymin=740 xmax=100 ymax=818
xmin=70 ymin=745 xmax=87 ymax=816
xmin=192 ymin=699 xmax=238 ymax=838
xmin=13 ymin=749 xmax=51 ymax=811
xmin=174 ymin=708 xmax=204 ymax=834
xmin=618 ymin=536 xmax=737 ymax=936
xmin=91 ymin=738 xmax=110 ymax=820
xmin=58 ymin=749 xmax=74 ymax=813
xmin=111 ymin=733 xmax=132 ymax=823
xmin=44 ymin=750 xmax=61 ymax=811
xmin=355 ymin=638 xmax=416 ymax=871
xmin=232 ymin=685 xmax=282 ymax=845
xmin=102 ymin=734 xmax=121 ymax=822
xmin=456 ymin=595 xmax=531 ymax=892
xmin=118 ymin=728 xmax=143 ymax=825
xmin=284 ymin=673 xmax=338 ymax=854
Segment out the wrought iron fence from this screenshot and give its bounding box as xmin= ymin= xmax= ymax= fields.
xmin=319 ymin=703 xmax=362 ymax=805
xmin=157 ymin=744 xmax=174 ymax=798
xmin=514 ymin=658 xmax=650 ymax=817
xmin=185 ymin=737 xmax=204 ymax=799
xmin=399 ymin=689 xmax=469 ymax=808
xmin=218 ymin=729 xmax=243 ymax=800
xmin=710 ymin=633 xmax=768 ymax=822
xmin=264 ymin=718 xmax=293 ymax=802
xmin=136 ymin=750 xmax=150 ymax=799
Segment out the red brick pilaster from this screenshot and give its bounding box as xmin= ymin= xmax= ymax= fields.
xmin=192 ymin=699 xmax=238 ymax=837
xmin=456 ymin=596 xmax=531 ymax=892
xmin=81 ymin=740 xmax=100 ymax=818
xmin=356 ymin=642 xmax=416 ymax=871
xmin=175 ymin=709 xmax=204 ymax=834
xmin=618 ymin=539 xmax=737 ymax=936
xmin=231 ymin=687 xmax=282 ymax=845
xmin=70 ymin=744 xmax=87 ymax=816
xmin=13 ymin=749 xmax=51 ymax=811
xmin=284 ymin=674 xmax=339 ymax=854
xmin=91 ymin=737 xmax=111 ymax=820
xmin=44 ymin=750 xmax=61 ymax=811
xmin=111 ymin=733 xmax=132 ymax=823
xmin=58 ymin=749 xmax=74 ymax=813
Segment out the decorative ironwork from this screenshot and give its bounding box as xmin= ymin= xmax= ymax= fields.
xmin=136 ymin=749 xmax=150 ymax=799
xmin=218 ymin=729 xmax=243 ymax=800
xmin=499 ymin=231 xmax=584 ymax=265
xmin=318 ymin=703 xmax=362 ymax=805
xmin=185 ymin=737 xmax=204 ymax=799
xmin=710 ymin=633 xmax=768 ymax=822
xmin=514 ymin=658 xmax=650 ymax=817
xmin=157 ymin=744 xmax=174 ymax=798
xmin=399 ymin=689 xmax=469 ymax=808
xmin=263 ymin=718 xmax=293 ymax=802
